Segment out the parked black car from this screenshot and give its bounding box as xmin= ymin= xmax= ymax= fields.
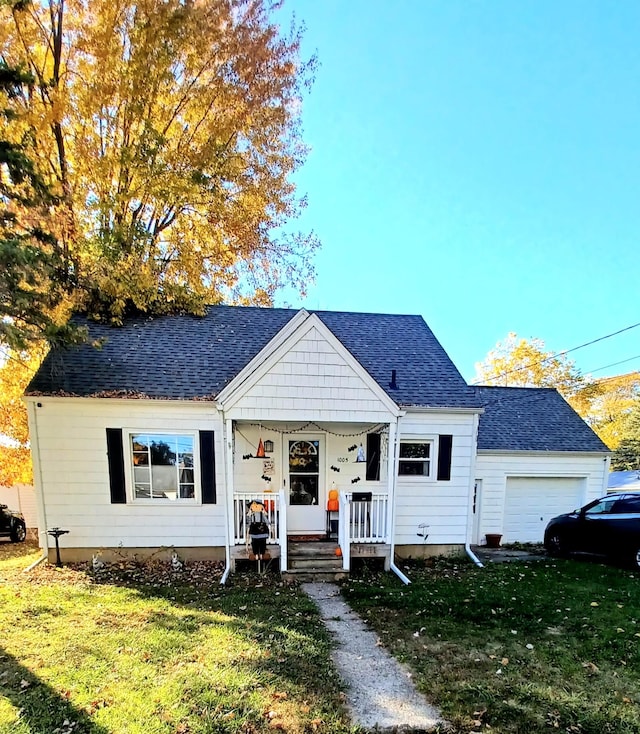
xmin=544 ymin=492 xmax=640 ymax=569
xmin=0 ymin=504 xmax=27 ymax=542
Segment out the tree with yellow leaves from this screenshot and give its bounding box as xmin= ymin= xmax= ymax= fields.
xmin=574 ymin=372 xmax=640 ymax=450
xmin=0 ymin=347 xmax=45 ymax=486
xmin=0 ymin=0 xmax=318 ymax=324
xmin=474 ymin=333 xmax=583 ymax=398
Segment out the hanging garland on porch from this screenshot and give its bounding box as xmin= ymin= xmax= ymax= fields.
xmin=243 ymin=421 xmax=388 ymax=437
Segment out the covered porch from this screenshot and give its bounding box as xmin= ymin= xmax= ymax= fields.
xmin=225 ymin=420 xmax=397 ymax=573
xmin=229 ymin=488 xmax=392 ymax=573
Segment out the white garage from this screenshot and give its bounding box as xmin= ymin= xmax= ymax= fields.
xmin=503 ymin=476 xmax=585 ymax=543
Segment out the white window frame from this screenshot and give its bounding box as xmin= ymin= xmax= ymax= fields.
xmin=397 ymin=438 xmax=435 ymax=479
xmin=125 ymin=430 xmax=200 ymax=504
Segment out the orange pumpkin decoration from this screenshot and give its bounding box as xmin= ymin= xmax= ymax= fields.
xmin=327 ymin=499 xmax=339 ymax=511
xmin=328 ymin=489 xmax=338 ymax=500
xmin=335 ymin=546 xmax=342 ymax=557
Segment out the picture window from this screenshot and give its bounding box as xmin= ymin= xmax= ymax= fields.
xmin=130 ymin=433 xmax=195 ymax=500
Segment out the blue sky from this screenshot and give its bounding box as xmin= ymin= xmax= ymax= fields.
xmin=275 ymin=0 xmax=640 ymax=382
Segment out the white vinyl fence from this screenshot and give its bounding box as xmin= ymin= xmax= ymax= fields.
xmin=0 ymin=484 xmax=37 ymax=528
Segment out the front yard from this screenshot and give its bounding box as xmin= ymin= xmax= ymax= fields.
xmin=344 ymin=556 xmax=640 ymax=733
xmin=0 ymin=542 xmax=351 ymax=734
xmin=1 ymin=543 xmax=639 ymax=734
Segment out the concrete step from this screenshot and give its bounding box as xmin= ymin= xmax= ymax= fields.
xmin=282 ymin=569 xmax=349 ymax=583
xmin=289 ymin=557 xmax=344 ymax=571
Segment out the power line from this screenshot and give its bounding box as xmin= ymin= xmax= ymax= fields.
xmin=471 ymin=321 xmax=640 ymax=385
xmin=586 ymin=355 xmax=640 ymax=376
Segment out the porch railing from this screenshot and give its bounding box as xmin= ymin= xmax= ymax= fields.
xmin=232 ymin=492 xmax=281 ymax=545
xmin=338 ymin=491 xmax=390 ymax=571
xmin=231 ymin=490 xmax=388 ymax=573
xmin=346 ymin=492 xmax=389 ymax=543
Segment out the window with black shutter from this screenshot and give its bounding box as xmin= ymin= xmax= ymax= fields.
xmin=199 ymin=430 xmax=216 ymax=504
xmin=437 ymin=434 xmax=453 ymax=481
xmin=366 ymin=433 xmax=381 ymax=481
xmin=106 ymin=428 xmax=126 ymax=503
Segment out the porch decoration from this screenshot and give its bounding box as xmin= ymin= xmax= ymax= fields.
xmin=327 ymin=488 xmax=339 ymax=512
xmin=246 ymin=499 xmax=271 ymax=573
xmin=263 ymin=439 xmax=274 ymax=453
xmin=255 ymin=438 xmax=266 ymax=458
xmin=356 ymin=443 xmax=366 ymax=462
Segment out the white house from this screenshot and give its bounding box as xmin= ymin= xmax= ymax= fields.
xmin=25 ymin=306 xmax=610 ymax=577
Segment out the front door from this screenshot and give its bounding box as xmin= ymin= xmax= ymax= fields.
xmin=285 ymin=436 xmax=325 ymax=534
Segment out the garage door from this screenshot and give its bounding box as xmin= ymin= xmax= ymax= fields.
xmin=503 ymin=477 xmax=584 ymax=543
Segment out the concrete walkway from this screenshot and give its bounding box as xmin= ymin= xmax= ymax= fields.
xmin=302 ymin=582 xmax=444 ymax=732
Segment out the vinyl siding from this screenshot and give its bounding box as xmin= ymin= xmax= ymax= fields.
xmin=29 ymin=399 xmax=226 ymax=549
xmin=394 ymin=412 xmax=477 ymax=546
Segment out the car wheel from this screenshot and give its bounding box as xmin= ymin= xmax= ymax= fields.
xmin=631 ymin=547 xmax=640 ymax=571
xmin=10 ymin=522 xmax=26 ymax=543
xmin=546 ymin=532 xmax=567 ymax=557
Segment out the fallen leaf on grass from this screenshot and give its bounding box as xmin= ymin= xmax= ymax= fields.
xmin=582 ymin=661 xmax=599 ymax=674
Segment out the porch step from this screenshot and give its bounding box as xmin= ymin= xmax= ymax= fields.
xmin=287 ymin=540 xmax=345 ymax=576
xmin=288 ymin=557 xmax=344 ymax=571
xmin=282 ymin=569 xmax=349 ymax=582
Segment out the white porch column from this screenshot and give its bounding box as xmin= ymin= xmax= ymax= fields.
xmin=224 ymin=418 xmax=235 ymax=552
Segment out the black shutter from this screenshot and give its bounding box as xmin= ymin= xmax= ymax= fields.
xmin=106 ymin=428 xmax=126 ymax=503
xmin=366 ymin=433 xmax=381 ymax=481
xmin=199 ymin=430 xmax=216 ymax=504
xmin=437 ymin=434 xmax=452 ymax=481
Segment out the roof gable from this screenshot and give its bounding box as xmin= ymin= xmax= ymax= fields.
xmin=476 ymin=386 xmax=610 ymax=453
xmin=218 ymin=312 xmax=400 ymax=418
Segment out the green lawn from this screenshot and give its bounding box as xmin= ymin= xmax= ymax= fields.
xmin=3 ymin=544 xmax=639 ymax=734
xmin=343 ymin=555 xmax=640 ymax=734
xmin=0 ymin=542 xmax=352 ymax=734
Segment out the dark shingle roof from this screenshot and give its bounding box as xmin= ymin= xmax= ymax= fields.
xmin=476 ymin=386 xmax=610 ymax=453
xmin=315 ymin=310 xmax=478 ymax=408
xmin=28 ymin=306 xmax=479 ymax=408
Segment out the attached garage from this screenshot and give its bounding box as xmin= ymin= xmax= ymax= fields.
xmin=503 ymin=476 xmax=585 ymax=543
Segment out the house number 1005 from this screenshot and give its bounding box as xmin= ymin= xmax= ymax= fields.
xmin=336 ymin=457 xmax=349 ymax=463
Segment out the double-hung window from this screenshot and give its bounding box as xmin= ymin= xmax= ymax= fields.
xmin=131 ymin=433 xmax=196 ymax=500
xmin=398 ymin=440 xmax=432 ymax=477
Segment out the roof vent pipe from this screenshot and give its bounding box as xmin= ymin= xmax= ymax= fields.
xmin=389 ymin=369 xmax=398 ymax=390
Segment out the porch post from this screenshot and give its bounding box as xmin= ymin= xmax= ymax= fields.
xmin=224 ymin=418 xmax=235 ymax=557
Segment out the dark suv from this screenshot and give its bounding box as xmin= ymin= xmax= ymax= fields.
xmin=0 ymin=504 xmax=27 ymax=543
xmin=544 ymin=493 xmax=640 ymax=569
